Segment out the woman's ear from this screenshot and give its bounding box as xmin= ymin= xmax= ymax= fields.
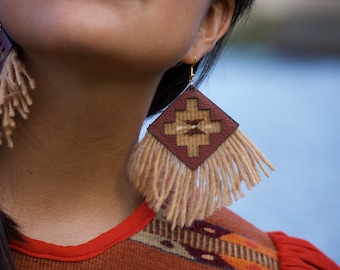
xmin=182 ymin=0 xmax=235 ymax=64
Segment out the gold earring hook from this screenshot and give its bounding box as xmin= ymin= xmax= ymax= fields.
xmin=189 ymin=55 xmax=198 ymax=89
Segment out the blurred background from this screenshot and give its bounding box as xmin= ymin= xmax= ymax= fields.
xmin=143 ymin=0 xmax=339 ymax=264
xmin=203 ymin=0 xmax=340 ymax=264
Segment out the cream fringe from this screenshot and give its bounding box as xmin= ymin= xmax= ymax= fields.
xmin=0 ymin=49 xmax=35 ymax=147
xmin=128 ymin=129 xmax=275 ymax=229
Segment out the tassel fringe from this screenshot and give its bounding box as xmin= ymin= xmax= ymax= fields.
xmin=128 ymin=129 xmax=275 ymax=229
xmin=0 ymin=49 xmax=35 ymax=147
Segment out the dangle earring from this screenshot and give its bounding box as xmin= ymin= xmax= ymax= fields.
xmin=0 ymin=24 xmax=35 ymax=147
xmin=128 ymin=57 xmax=275 ymax=229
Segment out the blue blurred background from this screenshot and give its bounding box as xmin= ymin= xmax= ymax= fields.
xmin=202 ymin=0 xmax=340 ymax=264
xmin=143 ymin=0 xmax=340 ymax=264
xmin=202 ymin=49 xmax=340 ymax=265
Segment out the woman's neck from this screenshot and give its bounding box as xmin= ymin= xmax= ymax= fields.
xmin=0 ymin=53 xmax=161 ymax=245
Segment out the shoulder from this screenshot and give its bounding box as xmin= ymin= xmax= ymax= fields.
xmin=204 ymin=206 xmax=276 ymax=249
xmin=131 ymin=206 xmax=339 ymax=269
xmin=130 ymin=207 xmax=280 ymax=269
xmin=205 ymin=208 xmax=339 ymax=269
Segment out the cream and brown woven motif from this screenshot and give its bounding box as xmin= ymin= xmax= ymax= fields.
xmin=148 ymin=87 xmax=239 ymax=170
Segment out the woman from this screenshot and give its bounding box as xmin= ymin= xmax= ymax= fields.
xmin=0 ymin=0 xmax=338 ymax=269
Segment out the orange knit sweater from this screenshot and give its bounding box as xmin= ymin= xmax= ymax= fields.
xmin=10 ymin=202 xmax=339 ymax=269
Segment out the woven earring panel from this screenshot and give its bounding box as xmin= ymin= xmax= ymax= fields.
xmin=148 ymin=87 xmax=239 ymax=170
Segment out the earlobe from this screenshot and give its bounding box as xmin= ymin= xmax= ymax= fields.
xmin=182 ymin=0 xmax=235 ymax=64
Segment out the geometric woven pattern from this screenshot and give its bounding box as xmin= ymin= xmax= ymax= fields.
xmin=130 ymin=211 xmax=280 ymax=270
xmin=148 ymin=87 xmax=239 ymax=170
xmin=164 ymin=98 xmax=222 ymax=158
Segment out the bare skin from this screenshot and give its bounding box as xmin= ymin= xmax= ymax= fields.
xmin=0 ymin=0 xmax=236 ymax=246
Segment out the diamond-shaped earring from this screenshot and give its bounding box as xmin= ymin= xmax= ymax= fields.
xmin=0 ymin=24 xmax=35 ymax=147
xmin=128 ymin=60 xmax=275 ymax=229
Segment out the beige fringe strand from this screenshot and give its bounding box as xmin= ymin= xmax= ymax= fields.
xmin=0 ymin=49 xmax=35 ymax=147
xmin=128 ymin=129 xmax=275 ymax=229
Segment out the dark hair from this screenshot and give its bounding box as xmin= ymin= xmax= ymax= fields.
xmin=0 ymin=1 xmax=255 ymax=268
xmin=0 ymin=212 xmax=22 ymax=270
xmin=148 ymin=0 xmax=254 ymax=116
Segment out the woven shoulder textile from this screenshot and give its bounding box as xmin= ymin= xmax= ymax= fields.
xmin=130 ymin=212 xmax=279 ymax=270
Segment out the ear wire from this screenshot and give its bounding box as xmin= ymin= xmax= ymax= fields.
xmin=189 ymin=55 xmax=198 ymax=89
